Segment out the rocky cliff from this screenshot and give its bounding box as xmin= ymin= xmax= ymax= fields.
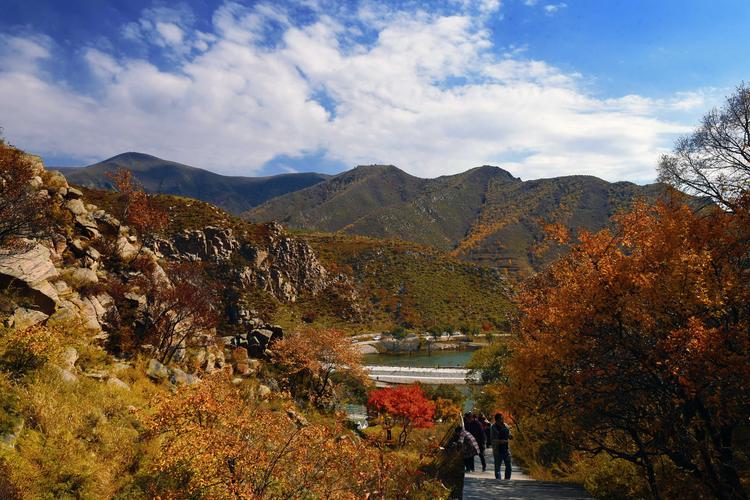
xmin=0 ymin=155 xmax=359 ymax=357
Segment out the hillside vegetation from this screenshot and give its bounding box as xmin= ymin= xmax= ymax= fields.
xmin=79 ymin=186 xmax=512 ymax=333
xmin=245 ymin=164 xmax=667 ymax=273
xmin=0 ymin=142 xmax=454 ymax=498
xmin=297 ymin=232 xmax=512 ymax=333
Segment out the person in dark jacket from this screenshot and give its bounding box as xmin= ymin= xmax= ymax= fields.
xmin=464 ymin=412 xmax=487 ymax=471
xmin=479 ymin=414 xmax=492 ymax=447
xmin=490 ymin=412 xmax=513 ymax=480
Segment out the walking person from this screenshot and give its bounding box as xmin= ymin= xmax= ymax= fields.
xmin=465 ymin=412 xmax=487 ymax=472
xmin=454 ymin=426 xmax=480 ymax=472
xmin=490 ymin=412 xmax=513 ymax=480
xmin=479 ymin=414 xmax=491 ymax=451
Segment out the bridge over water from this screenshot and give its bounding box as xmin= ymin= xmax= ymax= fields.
xmin=363 ymin=365 xmax=478 ymax=385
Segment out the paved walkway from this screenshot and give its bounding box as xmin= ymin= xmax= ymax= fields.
xmin=462 ymin=449 xmax=591 ymax=499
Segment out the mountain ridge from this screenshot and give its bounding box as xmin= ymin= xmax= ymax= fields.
xmin=62 ymin=152 xmax=330 ymax=215
xmin=244 ymin=163 xmax=667 ymax=273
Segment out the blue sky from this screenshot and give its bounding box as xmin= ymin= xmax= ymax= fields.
xmin=0 ymin=0 xmax=747 ymax=182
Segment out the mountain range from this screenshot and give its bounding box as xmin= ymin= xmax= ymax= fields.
xmin=61 ymin=152 xmax=668 ymax=274
xmin=244 ymin=164 xmax=666 ymax=273
xmin=60 ymin=152 xmax=329 ymax=214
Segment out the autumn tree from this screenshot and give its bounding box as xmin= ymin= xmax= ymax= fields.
xmin=0 ymin=139 xmax=53 ymax=251
xmin=272 ymin=328 xmax=366 ymax=408
xmin=141 ymin=372 xmax=429 ymax=498
xmin=367 ymin=384 xmax=436 ymax=447
xmin=658 ymin=83 xmax=750 ymax=211
xmin=107 ymin=168 xmax=167 ymax=250
xmin=136 ymin=263 xmax=220 ymax=364
xmin=506 ymin=200 xmax=750 ymax=499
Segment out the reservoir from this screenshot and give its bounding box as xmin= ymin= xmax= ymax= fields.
xmin=363 ymin=349 xmax=474 ymax=368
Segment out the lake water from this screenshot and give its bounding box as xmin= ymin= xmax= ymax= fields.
xmin=363 ymin=349 xmax=474 ymax=368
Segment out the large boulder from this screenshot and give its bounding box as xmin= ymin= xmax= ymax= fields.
xmin=64 ymin=198 xmax=87 ymax=216
xmin=45 ymin=170 xmax=69 ymax=192
xmin=68 ymin=268 xmax=99 ymax=288
xmin=0 ymin=244 xmax=59 ymax=287
xmin=8 ymin=308 xmax=48 ymax=329
xmin=52 ymin=365 xmax=78 ymax=384
xmin=115 ymin=236 xmax=138 ymax=261
xmin=146 ymin=359 xmax=169 ymax=381
xmin=66 ymin=187 xmax=83 ymax=199
xmin=107 ymin=377 xmax=130 ymax=391
xmin=0 ymin=247 xmax=56 ymax=281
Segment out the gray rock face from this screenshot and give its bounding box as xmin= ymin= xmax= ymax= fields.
xmin=152 ymin=226 xmax=240 ymax=262
xmin=152 ymin=223 xmax=333 ymax=304
xmin=0 ymin=244 xmax=59 ymax=284
xmin=239 ymin=237 xmax=328 ymax=302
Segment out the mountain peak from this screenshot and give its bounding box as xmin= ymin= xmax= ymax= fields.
xmin=466 ymin=165 xmax=518 ymax=180
xmin=350 ymin=164 xmax=402 ymax=174
xmin=105 ymin=152 xmax=163 ymax=163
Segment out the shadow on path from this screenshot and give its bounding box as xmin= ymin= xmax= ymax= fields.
xmin=462 ymin=449 xmax=591 ymax=499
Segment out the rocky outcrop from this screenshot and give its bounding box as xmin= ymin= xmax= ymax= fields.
xmin=0 ymin=163 xmax=169 ymax=335
xmin=225 ymin=321 xmax=284 ymax=359
xmin=152 ymin=222 xmax=337 ymax=304
xmin=152 ymin=226 xmax=239 ymax=262
xmin=146 ymin=358 xmax=199 ymax=386
xmin=0 ymin=244 xmax=60 ymax=313
xmin=7 ymin=307 xmax=49 ymax=329
xmin=239 ymin=235 xmax=328 ymax=303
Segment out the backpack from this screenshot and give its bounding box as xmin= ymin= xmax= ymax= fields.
xmin=462 ymin=433 xmax=477 ymax=456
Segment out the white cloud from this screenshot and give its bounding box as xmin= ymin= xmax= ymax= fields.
xmin=0 ymin=34 xmax=51 ymax=73
xmin=544 ymin=3 xmax=567 ymax=15
xmin=544 ymin=2 xmax=568 ymax=16
xmin=0 ymin=1 xmax=708 ymax=182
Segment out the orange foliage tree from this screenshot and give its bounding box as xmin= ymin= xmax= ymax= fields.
xmin=136 ymin=263 xmax=220 ymax=364
xmin=107 ymin=168 xmax=167 ymax=250
xmin=505 ymin=200 xmax=750 ymax=499
xmin=0 ymin=139 xmax=53 ymax=251
xmin=141 ymin=372 xmax=425 ymax=498
xmin=271 ymin=328 xmax=366 ymax=408
xmin=368 ymin=384 xmax=436 ymax=447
